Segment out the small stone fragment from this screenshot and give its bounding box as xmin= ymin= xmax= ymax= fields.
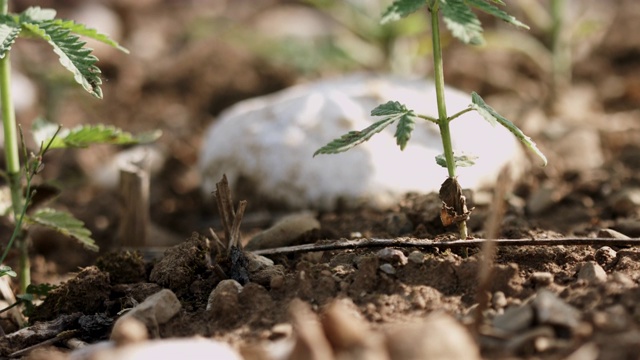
xmin=532 ymin=290 xmax=581 ymax=330
xmin=379 ymin=263 xmax=396 ymax=275
xmin=577 ymin=262 xmax=607 ymax=284
xmin=530 ymin=272 xmax=554 ymax=286
xmin=112 ymin=289 xmax=181 ymax=339
xmin=609 ymin=187 xmax=640 ymax=216
xmin=407 ymin=251 xmax=425 ymax=264
xmin=594 ymin=246 xmax=617 ymax=267
xmin=207 ymin=279 xmax=243 ymax=312
xmin=245 ymin=252 xmax=275 ymax=273
xmin=246 ymin=212 xmax=320 ymax=250
xmin=492 ymin=291 xmax=508 ymax=310
xmin=492 ymin=304 xmax=535 ymax=333
xmin=527 ymin=183 xmax=564 ymax=216
xmin=110 ymin=317 xmax=148 ymax=346
xmin=376 ymin=248 xmax=408 ymax=266
xmin=597 ymin=229 xmax=630 ymax=239
xmin=385 ymin=312 xmax=481 ymax=360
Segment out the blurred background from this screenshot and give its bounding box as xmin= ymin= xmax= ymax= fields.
xmin=3 ymin=0 xmax=640 ymax=276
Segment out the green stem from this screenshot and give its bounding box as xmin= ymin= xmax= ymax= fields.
xmin=430 ymin=7 xmax=455 ymax=179
xmin=0 ymin=0 xmax=30 ymax=292
xmin=429 ymin=4 xmax=468 ymax=239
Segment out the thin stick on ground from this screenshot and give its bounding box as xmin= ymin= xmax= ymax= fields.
xmin=251 ymin=237 xmax=640 ymax=256
xmin=474 ymin=166 xmax=512 ymax=334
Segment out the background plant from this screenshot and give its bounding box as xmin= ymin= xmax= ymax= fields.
xmin=315 ymin=0 xmax=547 ymax=239
xmin=0 ymin=2 xmax=158 ymax=294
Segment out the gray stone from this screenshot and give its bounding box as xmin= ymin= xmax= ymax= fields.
xmin=376 ymin=248 xmax=408 ymax=266
xmin=492 ymin=291 xmax=508 ymax=310
xmin=111 ymin=289 xmax=181 ymax=339
xmin=246 ymin=212 xmax=320 ymax=250
xmin=379 ymin=263 xmax=396 ymax=275
xmin=492 ymin=304 xmax=535 ymax=333
xmin=597 ymin=228 xmax=630 ymax=239
xmin=595 ymin=246 xmax=617 ymax=267
xmin=530 ymin=272 xmax=554 ymax=286
xmin=578 ymin=262 xmax=607 ymax=284
xmin=532 ymin=290 xmax=581 ymax=330
xmin=206 ymin=279 xmax=243 ymax=312
xmin=609 ymin=187 xmax=640 ymax=217
xmin=407 ymin=251 xmax=425 ymax=264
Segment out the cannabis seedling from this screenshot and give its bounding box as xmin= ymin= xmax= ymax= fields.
xmin=315 ymin=0 xmax=547 ymax=239
xmin=0 ymin=2 xmax=158 ymax=293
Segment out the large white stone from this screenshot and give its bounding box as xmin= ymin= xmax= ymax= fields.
xmin=199 ymin=73 xmax=524 ymax=209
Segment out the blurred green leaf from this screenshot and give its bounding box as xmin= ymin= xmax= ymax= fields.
xmin=27 ymin=208 xmax=98 ymax=251
xmin=471 ymin=92 xmax=547 ymax=166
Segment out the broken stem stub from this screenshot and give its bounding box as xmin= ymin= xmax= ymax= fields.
xmin=439 ymin=177 xmax=473 ymax=239
xmin=213 ymin=174 xmax=246 ymax=253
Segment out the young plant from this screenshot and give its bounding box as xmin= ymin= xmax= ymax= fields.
xmin=315 ymin=0 xmax=547 ymax=239
xmin=0 ymin=2 xmax=159 ymax=293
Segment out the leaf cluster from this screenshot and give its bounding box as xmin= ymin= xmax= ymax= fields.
xmin=313 ymin=101 xmax=418 ymax=156
xmin=381 ymin=0 xmax=528 ymax=45
xmin=0 ymin=6 xmax=128 ymax=98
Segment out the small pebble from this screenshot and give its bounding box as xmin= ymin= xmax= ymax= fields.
xmin=595 ymin=246 xmax=617 ymax=267
xmin=597 ymin=228 xmax=630 ymax=239
xmin=577 ymin=262 xmax=607 ymax=284
xmin=408 ymin=251 xmax=425 ymax=264
xmin=610 ymin=272 xmax=635 ymax=287
xmin=376 ymin=248 xmax=408 ymax=266
xmin=492 ymin=291 xmax=508 ymax=310
xmin=206 ymin=279 xmax=243 ymax=311
xmin=533 ymin=289 xmax=581 ymax=330
xmin=530 ymin=272 xmax=554 ymax=286
xmin=492 ymin=304 xmax=535 ymax=333
xmin=379 ymin=263 xmax=396 ymax=275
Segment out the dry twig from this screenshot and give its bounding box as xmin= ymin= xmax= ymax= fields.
xmin=252 ymin=237 xmax=640 ymax=256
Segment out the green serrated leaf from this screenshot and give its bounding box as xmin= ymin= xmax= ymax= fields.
xmin=52 ymin=19 xmax=129 ymax=53
xmin=0 ymin=15 xmax=20 ymax=59
xmin=466 ymin=0 xmax=529 ymax=29
xmin=470 ymin=92 xmax=547 ymax=166
xmin=435 ymin=152 xmax=478 ymax=168
xmin=314 ymin=116 xmax=399 ymax=156
xmin=371 ymin=101 xmax=410 ymax=116
xmin=380 ymin=0 xmax=427 ymax=24
xmin=395 ymin=113 xmax=415 ymax=150
xmin=0 ymin=265 xmax=16 ymax=278
xmin=440 ymin=0 xmax=484 ymax=45
xmin=27 ymin=208 xmax=98 ymax=251
xmin=32 ymin=119 xmax=162 ymax=149
xmin=21 ymin=20 xmax=103 ymax=98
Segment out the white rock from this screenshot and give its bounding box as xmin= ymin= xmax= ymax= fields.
xmin=72 ymin=338 xmax=243 ymax=360
xmin=199 ymin=73 xmax=525 ymax=209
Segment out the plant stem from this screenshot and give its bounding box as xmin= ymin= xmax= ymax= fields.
xmin=429 ymin=4 xmax=468 ymax=239
xmin=0 ymin=0 xmax=30 ymax=292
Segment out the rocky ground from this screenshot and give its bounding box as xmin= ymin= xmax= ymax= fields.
xmin=1 ymin=0 xmax=640 ymax=359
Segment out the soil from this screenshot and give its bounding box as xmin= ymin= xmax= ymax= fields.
xmin=2 ymin=1 xmax=640 ymax=359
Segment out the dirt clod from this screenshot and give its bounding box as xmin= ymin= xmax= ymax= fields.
xmin=149 ymin=233 xmax=210 ymax=298
xmin=29 ymin=267 xmax=111 ymax=323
